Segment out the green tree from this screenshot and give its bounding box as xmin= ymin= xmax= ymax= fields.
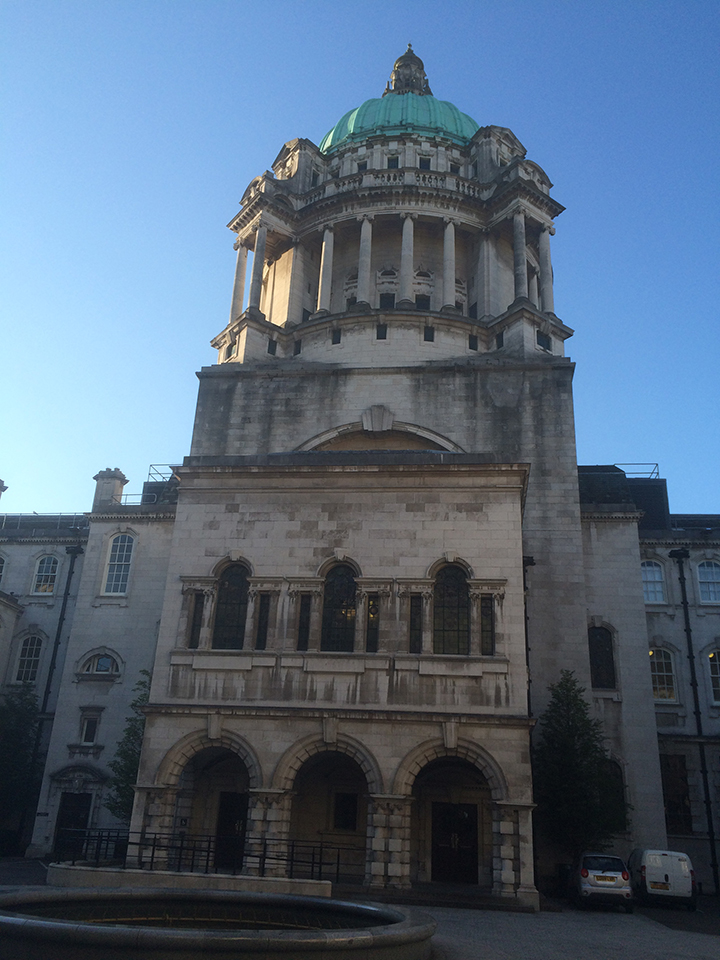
xmin=0 ymin=685 xmax=41 ymax=851
xmin=104 ymin=672 xmax=150 ymax=824
xmin=532 ymin=670 xmax=628 ymax=860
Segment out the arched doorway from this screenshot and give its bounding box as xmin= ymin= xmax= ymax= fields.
xmin=412 ymin=758 xmax=492 ymax=886
xmin=175 ymin=748 xmax=250 ymax=870
xmin=289 ymin=752 xmax=369 ymax=881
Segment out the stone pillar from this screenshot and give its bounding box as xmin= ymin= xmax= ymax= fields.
xmin=495 ymin=801 xmax=539 ymax=910
xmin=357 ymin=215 xmax=374 ymax=305
xmin=476 ymin=230 xmax=492 ymax=318
xmin=367 ymin=795 xmax=413 ymax=888
xmin=442 ymin=218 xmax=456 ymax=310
xmin=248 ymin=223 xmax=267 ymax=310
xmin=246 ymin=790 xmax=292 ymax=878
xmin=538 ymin=225 xmax=554 ymax=313
xmin=421 ymin=587 xmax=433 ymax=654
xmin=316 ymin=225 xmax=334 ymax=313
xmin=398 ymin=213 xmax=415 ymax=307
xmin=286 ymin=240 xmax=305 ymax=324
xmin=229 ymin=244 xmax=248 ymax=322
xmin=512 ymin=210 xmax=528 ymax=301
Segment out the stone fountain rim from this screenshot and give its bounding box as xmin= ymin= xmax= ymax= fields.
xmin=0 ymin=887 xmax=437 ymax=952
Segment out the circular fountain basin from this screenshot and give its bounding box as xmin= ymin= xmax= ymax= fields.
xmin=0 ymin=888 xmax=436 ymax=960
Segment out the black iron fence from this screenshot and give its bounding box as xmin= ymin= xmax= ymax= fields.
xmin=53 ymin=829 xmax=366 ymax=885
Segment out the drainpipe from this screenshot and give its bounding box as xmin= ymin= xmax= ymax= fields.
xmin=668 ymin=548 xmax=719 ymax=895
xmin=522 ymin=556 xmax=536 ymax=718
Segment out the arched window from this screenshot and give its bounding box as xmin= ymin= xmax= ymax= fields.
xmin=16 ymin=636 xmax=42 ymax=682
xmin=212 ymin=563 xmax=250 ymax=650
xmin=649 ymin=648 xmax=676 ymax=701
xmin=641 ymin=561 xmax=666 ymax=603
xmin=33 ymin=556 xmax=58 ymax=594
xmin=433 ymin=564 xmax=470 ymax=655
xmin=321 ymin=564 xmax=357 ymax=652
xmin=588 ymin=626 xmax=616 ymax=689
xmin=708 ymin=650 xmax=720 ymax=704
xmin=698 ymin=561 xmax=720 ymax=603
xmin=82 ymin=653 xmax=120 ymax=676
xmin=104 ymin=534 xmax=134 ymax=594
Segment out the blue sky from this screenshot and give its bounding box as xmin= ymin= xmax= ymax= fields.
xmin=1 ymin=0 xmax=718 ymax=514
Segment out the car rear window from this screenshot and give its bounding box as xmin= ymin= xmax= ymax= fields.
xmin=583 ymin=856 xmax=625 ymax=872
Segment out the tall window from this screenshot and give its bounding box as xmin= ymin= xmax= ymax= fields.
xmin=16 ymin=636 xmax=42 ymax=682
xmin=708 ymin=650 xmax=720 ymax=704
xmin=212 ymin=563 xmax=250 ymax=650
xmin=104 ymin=534 xmax=134 ymax=594
xmin=649 ymin=648 xmax=676 ymax=701
xmin=641 ymin=561 xmax=666 ymax=603
xmin=698 ymin=561 xmax=720 ymax=603
xmin=660 ymin=754 xmax=692 ymax=834
xmin=588 ymin=626 xmax=616 ymax=689
xmin=321 ymin=564 xmax=357 ymax=652
xmin=433 ymin=565 xmax=469 ymax=655
xmin=33 ymin=556 xmax=58 ymax=594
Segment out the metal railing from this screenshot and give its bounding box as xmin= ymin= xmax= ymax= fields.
xmin=53 ymin=829 xmax=366 ymax=884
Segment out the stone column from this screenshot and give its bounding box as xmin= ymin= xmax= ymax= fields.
xmin=398 ymin=213 xmax=415 ymax=307
xmin=286 ymin=240 xmax=305 ymax=324
xmin=512 ymin=210 xmax=528 ymax=301
xmin=367 ymin=795 xmax=413 ymax=888
xmin=421 ymin=587 xmax=433 ymax=654
xmin=476 ymin=230 xmax=491 ymax=318
xmin=316 ymin=225 xmax=334 ymax=313
xmin=229 ymin=244 xmax=248 ymax=322
xmin=538 ymin=225 xmax=554 ymax=313
xmin=495 ymin=801 xmax=539 ymax=910
xmin=248 ymin=223 xmax=267 ymax=310
xmin=357 ymin=216 xmax=374 ymax=306
xmin=442 ymin=218 xmax=456 ymax=310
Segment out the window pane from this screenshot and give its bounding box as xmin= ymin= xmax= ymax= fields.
xmin=366 ymin=594 xmax=379 ymax=653
xmin=17 ymin=636 xmax=42 ymax=682
xmin=708 ymin=651 xmax=720 ymax=703
xmin=659 ymin=754 xmax=692 ymax=834
xmin=409 ymin=595 xmax=423 ymax=654
xmin=212 ymin=564 xmax=249 ymax=649
xmin=255 ymin=594 xmax=271 ymax=650
xmin=104 ymin=535 xmax=134 ymax=594
xmin=297 ymin=594 xmax=312 ymax=652
xmin=641 ymin=561 xmax=666 ymax=603
xmin=588 ymin=627 xmax=616 ymax=689
xmin=649 ymin=648 xmax=675 ymax=700
xmin=433 ymin=565 xmax=469 ymax=655
xmin=480 ymin=595 xmax=494 ymax=655
xmin=699 ymin=562 xmax=720 ymax=603
xmin=34 ymin=556 xmax=58 ymax=593
xmin=188 ymin=593 xmax=204 ymax=649
xmin=321 ymin=564 xmax=356 ymax=652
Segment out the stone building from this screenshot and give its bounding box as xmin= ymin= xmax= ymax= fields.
xmin=9 ymin=47 xmax=718 ymax=900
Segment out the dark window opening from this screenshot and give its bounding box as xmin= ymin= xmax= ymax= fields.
xmin=357 ymin=161 xmax=367 ymax=172
xmin=468 ymin=334 xmax=478 ymax=351
xmin=293 ymin=340 xmax=302 ymax=356
xmin=455 ymin=301 xmax=463 ymax=312
xmin=189 ymin=592 xmax=204 ymax=649
xmin=321 ymin=564 xmax=357 ymax=652
xmin=387 ymin=156 xmax=399 ymax=169
xmin=297 ymin=594 xmax=312 ymax=652
xmin=224 ymin=342 xmax=234 ymax=360
xmin=212 ymin=564 xmax=249 ymax=650
xmin=376 ymin=323 xmax=387 ymax=340
xmin=415 ymin=294 xmax=431 ymax=311
xmin=379 ymin=293 xmax=395 ymax=310
xmin=255 ymin=594 xmax=271 ymax=650
xmin=536 ymin=330 xmax=552 ymax=351
xmin=469 ymin=302 xmax=477 ymax=319
xmin=333 ymin=792 xmax=358 ymax=831
xmin=495 ymin=332 xmax=504 ymax=349
xmin=80 ymin=716 xmax=99 ymax=744
xmin=331 ymin=328 xmax=342 ymax=344
xmin=450 ymin=163 xmax=460 ymax=174
xmin=409 ymin=595 xmax=423 ymax=654
xmin=311 ymin=171 xmax=319 ymax=187
xmin=433 ymin=565 xmax=470 ymax=655
xmin=302 ymin=308 xmax=312 ymax=323
xmin=424 ymin=326 xmax=435 ymax=342
xmin=588 ymin=626 xmax=617 ymax=689
xmin=471 ymin=162 xmax=478 ymax=178
xmin=346 ymin=296 xmax=357 ymax=310
xmin=480 ymin=595 xmax=494 ymax=655
xmin=419 ymin=157 xmax=431 ymax=170
xmin=366 ymin=594 xmax=380 ymax=653
xmin=267 ymin=339 xmax=277 ymax=356
xmin=660 ymin=754 xmax=693 ymax=834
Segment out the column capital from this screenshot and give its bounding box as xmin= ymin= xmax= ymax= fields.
xmin=443 ymin=216 xmax=457 ymax=226
xmin=401 ymin=211 xmax=417 ymax=221
xmin=357 ymin=213 xmax=375 ymax=223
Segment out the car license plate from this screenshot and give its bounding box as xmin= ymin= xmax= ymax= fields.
xmin=650 ymin=881 xmax=669 ymax=890
xmin=595 ymin=875 xmax=614 ymax=882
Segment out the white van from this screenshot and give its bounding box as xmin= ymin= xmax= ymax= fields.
xmin=627 ymin=849 xmax=697 ymax=910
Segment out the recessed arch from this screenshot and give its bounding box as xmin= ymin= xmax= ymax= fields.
xmin=153 ymin=729 xmax=263 ymax=791
xmin=391 ymin=738 xmax=509 ymax=801
xmin=316 ymin=555 xmax=362 ymax=579
xmin=271 ymin=733 xmax=383 ymax=795
xmin=295 ymin=422 xmax=465 ymax=453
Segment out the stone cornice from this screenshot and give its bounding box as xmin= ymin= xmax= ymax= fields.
xmin=88 ymin=512 xmax=176 ymax=523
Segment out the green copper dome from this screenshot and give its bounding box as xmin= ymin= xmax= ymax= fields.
xmin=319 ymin=45 xmax=479 ymax=154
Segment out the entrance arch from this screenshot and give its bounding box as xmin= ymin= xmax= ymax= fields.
xmin=411 ymin=758 xmax=493 ymax=886
xmin=175 ymin=747 xmax=250 ymax=870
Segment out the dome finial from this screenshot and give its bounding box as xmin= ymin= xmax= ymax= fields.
xmin=382 ymin=44 xmax=433 ymax=97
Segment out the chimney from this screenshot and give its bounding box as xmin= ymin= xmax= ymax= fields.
xmin=92 ymin=468 xmax=128 ymax=510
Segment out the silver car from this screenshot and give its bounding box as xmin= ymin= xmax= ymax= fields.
xmin=573 ymin=853 xmax=634 ymax=912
